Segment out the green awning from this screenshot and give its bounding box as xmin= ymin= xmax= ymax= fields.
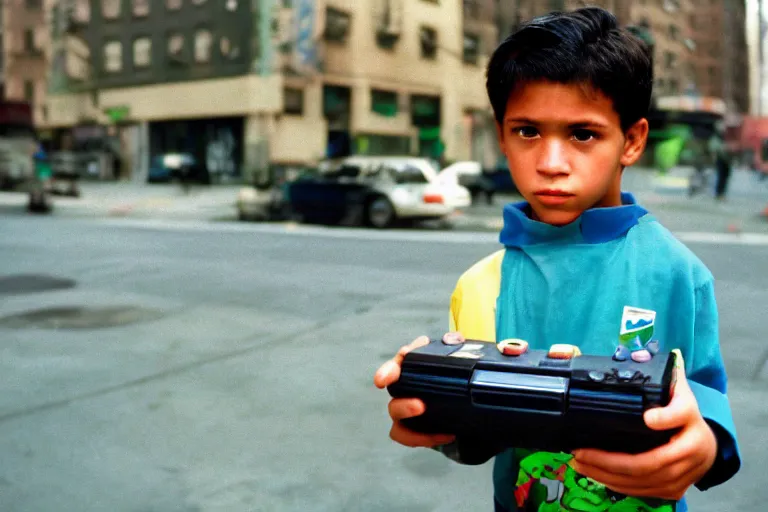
xmin=372 ymin=102 xmax=397 ymax=117
xmin=419 ymin=126 xmax=441 ymax=140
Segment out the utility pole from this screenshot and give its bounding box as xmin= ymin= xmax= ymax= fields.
xmin=760 ymin=0 xmax=765 ymax=115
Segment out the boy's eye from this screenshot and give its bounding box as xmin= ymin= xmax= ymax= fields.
xmin=572 ymin=129 xmax=597 ymax=142
xmin=516 ymin=126 xmax=539 ymax=139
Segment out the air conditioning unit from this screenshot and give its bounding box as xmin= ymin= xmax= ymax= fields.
xmin=324 ymin=8 xmax=351 ymax=43
xmin=375 ymin=0 xmax=402 ymax=48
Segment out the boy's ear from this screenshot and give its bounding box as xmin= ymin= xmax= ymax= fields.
xmin=620 ymin=118 xmax=649 ymax=167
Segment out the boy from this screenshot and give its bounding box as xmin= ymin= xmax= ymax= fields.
xmin=374 ymin=7 xmax=740 ymax=512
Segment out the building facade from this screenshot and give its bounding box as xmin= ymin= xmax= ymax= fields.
xmin=2 ymin=0 xmax=53 ymax=124
xmin=44 ymin=0 xmax=501 ymax=181
xmin=46 ymin=0 xmax=281 ymax=182
xmin=492 ymin=0 xmax=749 ymax=116
xmin=40 ymin=0 xmax=752 ymax=181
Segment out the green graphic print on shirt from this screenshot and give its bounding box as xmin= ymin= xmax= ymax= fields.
xmin=513 ymin=450 xmax=674 ymax=512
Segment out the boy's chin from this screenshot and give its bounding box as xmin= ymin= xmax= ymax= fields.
xmin=530 ymin=207 xmax=582 ymax=226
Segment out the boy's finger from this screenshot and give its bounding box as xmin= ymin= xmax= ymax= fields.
xmin=389 ymin=422 xmax=455 ymax=448
xmin=573 ymin=434 xmax=689 ymax=478
xmin=388 ymin=398 xmax=426 ymax=421
xmin=644 ymin=364 xmax=696 ymax=431
xmin=374 ymin=336 xmax=430 ymax=388
xmin=395 ymin=336 xmax=431 ymax=363
xmin=373 ymin=359 xmax=401 ymax=388
xmin=570 ymin=458 xmax=688 ymax=499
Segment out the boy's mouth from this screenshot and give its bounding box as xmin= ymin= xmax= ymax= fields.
xmin=534 ymin=190 xmax=575 ymax=206
xmin=535 ymin=189 xmax=574 ymax=197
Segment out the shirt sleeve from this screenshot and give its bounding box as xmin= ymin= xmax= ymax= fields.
xmin=687 ymin=280 xmax=741 ymax=490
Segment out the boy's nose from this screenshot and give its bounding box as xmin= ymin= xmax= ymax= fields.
xmin=536 ymin=140 xmax=570 ymax=176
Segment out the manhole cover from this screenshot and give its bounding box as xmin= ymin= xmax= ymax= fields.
xmin=0 ymin=274 xmax=77 ymax=295
xmin=0 ymin=306 xmax=165 ymax=330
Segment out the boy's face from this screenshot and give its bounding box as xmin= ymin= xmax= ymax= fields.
xmin=496 ymin=81 xmax=648 ymax=226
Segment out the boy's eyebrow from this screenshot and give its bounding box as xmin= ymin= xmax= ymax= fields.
xmin=504 ymin=117 xmax=610 ymax=129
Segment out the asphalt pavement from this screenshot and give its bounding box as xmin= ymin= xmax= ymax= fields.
xmin=0 ymin=167 xmax=767 ymax=511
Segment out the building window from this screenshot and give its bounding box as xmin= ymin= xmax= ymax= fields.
xmin=26 ymin=0 xmax=42 ymax=8
xmin=102 ymin=0 xmax=120 ymax=19
xmin=284 ymin=87 xmax=304 ymax=115
xmin=133 ymin=37 xmax=151 ymax=68
xmin=73 ymin=0 xmax=91 ymax=22
xmin=166 ymin=0 xmax=182 ymax=9
xmin=194 ymin=29 xmax=212 ymax=63
xmin=463 ymin=0 xmax=480 ymax=19
xmin=371 ymin=89 xmax=398 ymax=117
xmin=24 ymin=29 xmax=36 ymax=51
xmin=324 ymin=7 xmax=351 ymax=43
xmin=219 ymin=37 xmax=240 ymax=60
xmin=669 ymin=78 xmax=678 ymax=92
xmin=664 ymin=51 xmax=676 ymax=70
xmin=23 ymin=81 xmax=34 ymax=102
xmin=168 ymin=33 xmax=184 ymax=60
xmin=132 ymin=0 xmax=149 ymax=16
xmin=668 ymin=24 xmax=679 ymax=41
xmin=420 ymin=26 xmax=437 ymax=59
xmin=103 ymin=40 xmax=122 ymax=72
xmin=463 ymin=33 xmax=479 ymax=64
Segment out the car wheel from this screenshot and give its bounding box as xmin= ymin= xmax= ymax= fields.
xmin=366 ymin=196 xmax=396 ymax=229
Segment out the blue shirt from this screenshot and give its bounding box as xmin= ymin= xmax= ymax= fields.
xmin=492 ymin=193 xmax=740 ymax=511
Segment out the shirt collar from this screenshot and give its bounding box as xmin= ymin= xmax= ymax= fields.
xmin=499 ymin=192 xmax=648 ymax=247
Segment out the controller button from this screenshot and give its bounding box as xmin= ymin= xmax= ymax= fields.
xmin=442 ymin=332 xmax=466 ymax=345
xmin=617 ymin=369 xmax=635 ymax=381
xmin=588 ymin=370 xmax=606 ymax=382
xmin=497 ymin=338 xmax=529 ymax=356
xmin=547 ymin=344 xmax=581 ymax=359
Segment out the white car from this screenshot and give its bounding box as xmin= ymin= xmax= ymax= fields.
xmin=325 ymin=156 xmax=472 ymax=227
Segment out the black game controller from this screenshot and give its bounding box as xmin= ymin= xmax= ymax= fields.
xmin=387 ymin=339 xmax=678 ymax=455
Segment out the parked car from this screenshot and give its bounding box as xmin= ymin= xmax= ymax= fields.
xmin=148 ymin=153 xmax=210 ymax=184
xmin=437 ymin=161 xmax=497 ymax=205
xmin=285 ymin=156 xmax=472 ymax=228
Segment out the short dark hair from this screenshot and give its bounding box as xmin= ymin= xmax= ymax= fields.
xmin=486 ymin=7 xmax=653 ymax=132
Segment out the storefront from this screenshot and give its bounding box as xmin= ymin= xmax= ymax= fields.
xmin=411 ymin=94 xmax=442 ymax=160
xmin=324 ymin=85 xmax=352 ymax=159
xmin=148 ymin=117 xmax=244 ymax=183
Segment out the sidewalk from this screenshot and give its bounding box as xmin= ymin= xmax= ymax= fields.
xmin=0 ymin=182 xmax=243 ymax=221
xmin=453 ymin=167 xmax=768 ymax=235
xmin=1 ymin=168 xmax=767 ymax=234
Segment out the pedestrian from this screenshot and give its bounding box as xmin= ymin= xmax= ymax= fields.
xmin=374 ymin=8 xmax=739 ymax=512
xmin=711 ymin=134 xmax=732 ymax=200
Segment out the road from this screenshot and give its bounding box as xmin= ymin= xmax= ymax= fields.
xmin=0 ymin=184 xmax=767 ymax=511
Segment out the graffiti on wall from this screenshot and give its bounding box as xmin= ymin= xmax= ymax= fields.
xmin=206 ymin=127 xmax=237 ymax=177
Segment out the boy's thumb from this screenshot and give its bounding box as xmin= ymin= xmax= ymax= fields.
xmin=644 ymin=349 xmax=692 ymax=430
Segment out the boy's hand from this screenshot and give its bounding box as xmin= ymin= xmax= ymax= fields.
xmin=570 ymin=356 xmax=717 ymax=501
xmin=374 ymin=335 xmax=457 ymax=448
